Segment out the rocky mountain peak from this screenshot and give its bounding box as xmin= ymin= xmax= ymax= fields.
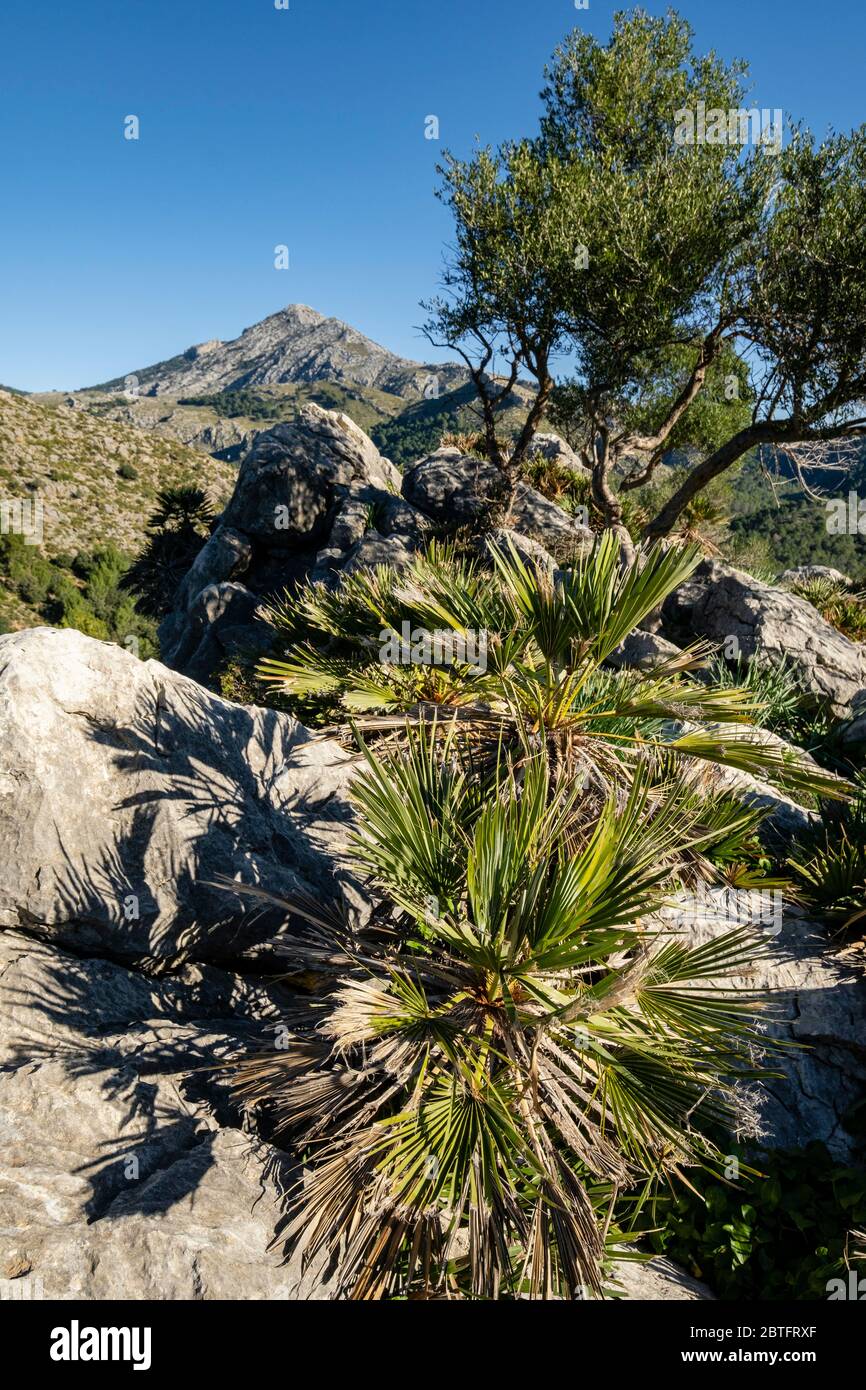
xmin=93 ymin=303 xmax=467 ymax=402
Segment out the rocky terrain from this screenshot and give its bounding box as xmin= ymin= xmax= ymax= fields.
xmin=153 ymin=403 xmax=866 ymax=757
xmin=42 ymin=380 xmax=407 ymax=464
xmin=0 ymin=621 xmax=863 ymax=1299
xmin=0 ymin=616 xmax=863 ymax=1300
xmin=87 ymin=304 xmax=468 ymax=402
xmin=2 ymin=402 xmax=865 ymax=1301
xmin=157 ymin=407 xmax=595 ymax=685
xmin=0 ymin=629 xmax=359 ymax=1298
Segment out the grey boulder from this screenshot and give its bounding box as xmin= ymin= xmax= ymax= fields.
xmin=0 ymin=627 xmax=361 ymax=963
xmin=222 ymin=403 xmax=400 ymax=546
xmin=659 ymin=896 xmax=866 ymax=1163
xmin=606 ymin=629 xmax=684 ymax=671
xmin=779 ymin=565 xmax=853 ymax=587
xmin=0 ymin=931 xmax=327 ymax=1299
xmin=524 ymin=431 xmax=591 ymax=478
xmin=610 ymin=1258 xmax=714 ymax=1301
xmin=663 ymin=559 xmax=866 ymax=718
xmin=158 ymin=406 xmax=412 ymax=685
xmin=402 ymin=447 xmax=593 ymax=555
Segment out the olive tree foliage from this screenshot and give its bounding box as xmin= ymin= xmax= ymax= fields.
xmin=422 ymin=9 xmax=866 ymax=551
xmin=645 ymin=128 xmax=866 ymax=539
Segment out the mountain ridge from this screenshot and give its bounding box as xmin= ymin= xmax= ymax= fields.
xmin=90 ymin=303 xmax=468 ymax=402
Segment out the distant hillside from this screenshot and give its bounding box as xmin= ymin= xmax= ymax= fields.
xmin=39 ymin=379 xmax=410 ymax=463
xmin=88 ymin=303 xmax=467 ymax=402
xmin=0 ymin=388 xmax=235 ymax=559
xmin=25 ymin=303 xmax=559 ymax=474
xmin=720 ymin=447 xmax=866 ymax=580
xmin=370 ymin=379 xmax=538 ymax=469
xmin=729 ymin=493 xmax=866 ymax=581
xmin=52 ymin=376 xmax=537 ymax=472
xmin=0 ymin=388 xmax=237 ymax=637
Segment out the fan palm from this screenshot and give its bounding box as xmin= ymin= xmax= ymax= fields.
xmin=788 ymin=770 xmax=866 ymax=933
xmin=222 ymin=727 xmax=774 ymax=1300
xmin=790 ymin=576 xmax=866 ymax=644
xmin=122 ymin=486 xmax=216 ymax=617
xmin=220 ymin=536 xmax=850 ymax=1299
xmin=258 ymin=534 xmax=845 ymax=803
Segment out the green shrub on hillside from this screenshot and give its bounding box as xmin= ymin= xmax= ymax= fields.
xmin=789 ymin=771 xmax=866 ymax=935
xmin=789 ymin=576 xmax=866 ymax=642
xmin=177 ymin=388 xmax=287 ymax=420
xmin=729 ymin=498 xmax=866 ymax=582
xmin=0 ymin=532 xmax=157 ymax=655
xmin=121 ymin=485 xmax=215 ymax=617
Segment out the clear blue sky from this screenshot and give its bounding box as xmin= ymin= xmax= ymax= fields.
xmin=1 ymin=0 xmax=864 ymax=391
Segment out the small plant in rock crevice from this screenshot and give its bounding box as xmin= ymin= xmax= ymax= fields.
xmin=789 ymin=576 xmax=866 ymax=644
xmin=788 ymin=770 xmax=866 ymax=936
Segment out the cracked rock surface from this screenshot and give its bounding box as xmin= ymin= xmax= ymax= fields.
xmin=0 ymin=626 xmax=356 ymax=1296
xmin=1 ymin=625 xmax=863 ymax=1299
xmin=402 ymin=445 xmax=594 ymax=554
xmin=0 ymin=626 xmax=362 ymax=962
xmin=659 ymin=897 xmax=866 ymax=1162
xmin=663 ymin=558 xmax=866 ymax=719
xmin=0 ymin=930 xmax=329 ymax=1299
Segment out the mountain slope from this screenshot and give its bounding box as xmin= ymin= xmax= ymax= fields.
xmin=0 ymin=388 xmax=235 ymax=559
xmin=45 ymin=375 xmax=537 ymax=472
xmin=39 ymin=379 xmax=411 ymax=463
xmin=90 ymin=303 xmax=467 ymax=401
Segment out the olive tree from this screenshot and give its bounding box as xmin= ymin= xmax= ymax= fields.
xmin=423 ymin=9 xmax=866 ymax=552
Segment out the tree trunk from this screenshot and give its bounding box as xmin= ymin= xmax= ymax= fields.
xmin=642 ymin=424 xmax=773 ymax=542
xmin=592 ymin=439 xmax=636 ymax=565
xmin=509 ymin=372 xmax=553 ymax=475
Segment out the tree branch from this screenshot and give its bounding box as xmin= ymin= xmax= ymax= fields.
xmin=642 ymin=415 xmax=866 ymax=541
xmin=618 ymin=328 xmax=724 ymax=478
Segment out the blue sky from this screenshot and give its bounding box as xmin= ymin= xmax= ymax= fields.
xmin=1 ymin=0 xmax=864 ymax=391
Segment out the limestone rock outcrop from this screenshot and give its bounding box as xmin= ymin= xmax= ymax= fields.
xmin=663 ymin=559 xmax=866 ymax=718
xmin=0 ymin=627 xmax=361 ymax=963
xmin=1 ymin=626 xmax=863 ymax=1300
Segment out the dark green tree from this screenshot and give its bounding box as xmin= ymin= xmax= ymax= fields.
xmin=424 ymin=10 xmax=866 ymax=554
